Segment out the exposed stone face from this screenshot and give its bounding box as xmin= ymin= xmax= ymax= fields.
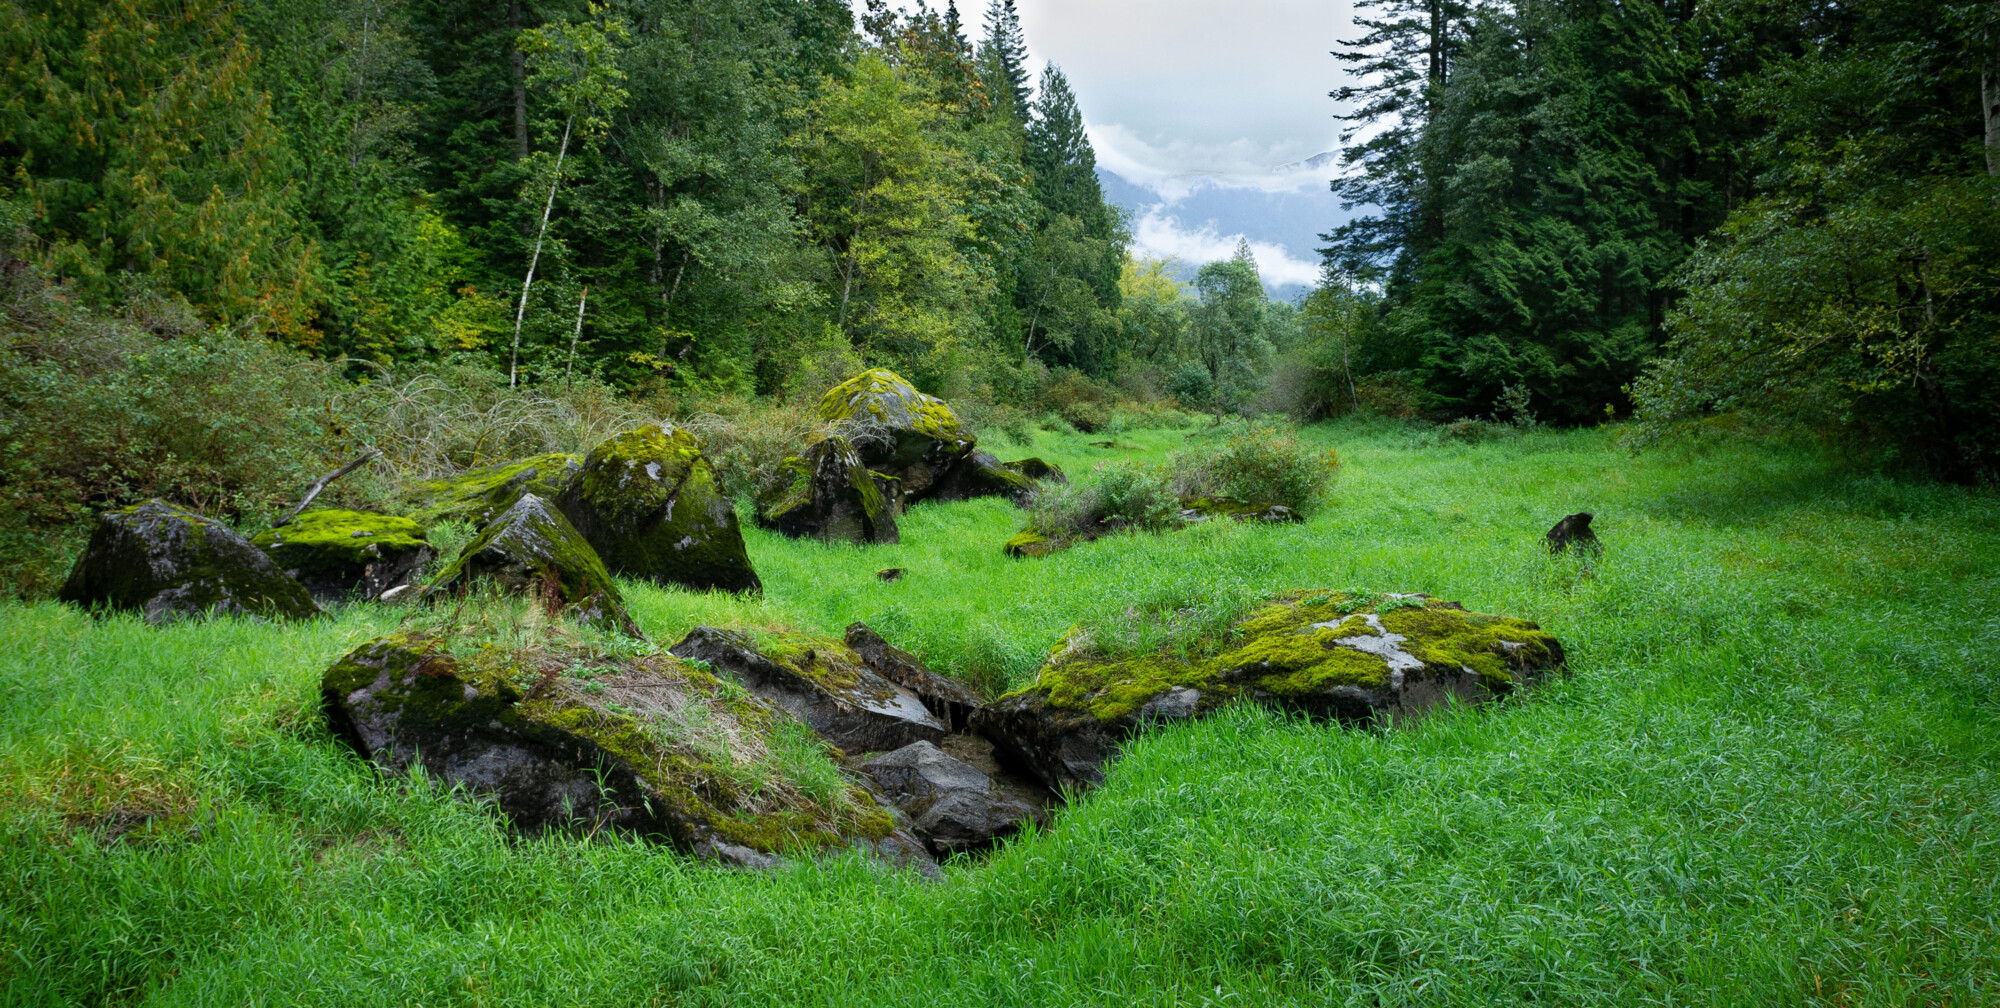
xmin=925 ymin=449 xmax=1036 ymax=504
xmin=320 ymin=632 xmax=929 ymax=873
xmin=973 ymin=592 xmax=1566 ymax=790
xmin=59 ymin=500 xmax=322 ymax=624
xmin=857 ymin=741 xmax=1044 ymax=856
xmin=754 ymin=435 xmax=901 ymax=545
xmin=844 ymin=622 xmax=982 ymax=732
xmin=408 ymin=453 xmax=581 ymax=528
xmin=669 ymin=626 xmax=947 ymax=754
xmin=1004 ymin=457 xmax=1065 ymax=483
xmin=252 ymin=509 xmax=431 ymax=602
xmin=554 ymin=425 xmax=761 ymax=593
xmin=425 ymin=493 xmax=640 ymax=636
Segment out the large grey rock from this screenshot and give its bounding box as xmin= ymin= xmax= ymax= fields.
xmin=553 ymin=425 xmax=761 ymax=593
xmin=669 ymin=626 xmax=946 ymax=754
xmin=858 ymin=741 xmax=1044 ymax=856
xmin=974 ymin=592 xmax=1565 ymax=791
xmin=425 ymin=493 xmax=639 ymax=636
xmin=321 ymin=632 xmax=934 ymax=874
xmin=59 ymin=500 xmax=322 ymax=624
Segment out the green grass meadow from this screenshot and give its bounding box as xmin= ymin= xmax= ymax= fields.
xmin=3 ymin=421 xmax=1997 ymax=1006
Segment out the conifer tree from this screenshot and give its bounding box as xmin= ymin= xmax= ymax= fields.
xmin=977 ymin=0 xmax=1030 ymax=122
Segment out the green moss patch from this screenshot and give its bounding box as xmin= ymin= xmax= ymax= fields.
xmin=1011 ymin=591 xmax=1562 ymax=725
xmin=817 ymin=368 xmax=966 ymax=443
xmin=253 ymin=510 xmax=425 ymax=572
xmin=408 ymin=453 xmax=580 ymax=526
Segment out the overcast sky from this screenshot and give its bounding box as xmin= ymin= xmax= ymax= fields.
xmin=859 ymin=0 xmax=1364 ymax=290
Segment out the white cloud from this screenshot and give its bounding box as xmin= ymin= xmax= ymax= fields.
xmin=1129 ymin=206 xmax=1321 ymax=290
xmin=1088 ymin=124 xmax=1339 ymax=202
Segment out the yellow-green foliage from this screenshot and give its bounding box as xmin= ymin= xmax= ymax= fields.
xmin=816 ymin=368 xmax=965 ymax=442
xmin=1020 ymin=591 xmax=1556 ymax=722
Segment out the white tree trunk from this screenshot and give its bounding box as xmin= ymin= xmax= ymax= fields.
xmin=510 ymin=117 xmax=573 ymax=388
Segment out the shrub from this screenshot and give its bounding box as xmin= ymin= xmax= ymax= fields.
xmin=0 ymin=265 xmax=368 ymax=596
xmin=1024 ymin=461 xmax=1180 ymax=542
xmin=1171 ymin=422 xmax=1340 ymax=516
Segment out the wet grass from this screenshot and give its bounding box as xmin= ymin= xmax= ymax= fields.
xmin=3 ymin=419 xmax=1997 ymax=1006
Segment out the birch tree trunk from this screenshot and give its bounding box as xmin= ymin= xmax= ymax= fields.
xmin=509 ymin=117 xmax=572 ymax=388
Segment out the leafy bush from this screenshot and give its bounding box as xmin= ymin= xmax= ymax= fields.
xmin=0 ymin=262 xmax=368 ymax=596
xmin=1024 ymin=461 xmax=1180 ymax=542
xmin=1170 ymin=422 xmax=1340 ymax=516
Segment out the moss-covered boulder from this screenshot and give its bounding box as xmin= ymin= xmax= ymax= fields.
xmin=926 ymin=449 xmax=1037 ymax=504
xmin=554 ymin=425 xmax=761 ymax=593
xmin=1003 ymin=530 xmax=1059 ymax=559
xmin=754 ymin=435 xmax=902 ymax=545
xmin=817 ymin=369 xmax=974 ymax=500
xmin=252 ymin=509 xmax=431 ymax=602
xmin=670 ymin=626 xmax=948 ymax=754
xmin=974 ymin=592 xmax=1565 ymax=790
xmin=320 ymin=632 xmax=933 ymax=872
xmin=59 ymin=500 xmax=322 ymax=624
xmin=409 ymin=453 xmax=581 ymax=527
xmin=426 ymin=493 xmax=639 ymax=636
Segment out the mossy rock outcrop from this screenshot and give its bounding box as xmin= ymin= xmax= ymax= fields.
xmin=426 ymin=493 xmax=639 ymax=636
xmin=926 ymin=449 xmax=1036 ymax=504
xmin=669 ymin=626 xmax=947 ymax=754
xmin=817 ymin=369 xmax=973 ymax=499
xmin=1005 ymin=457 xmax=1065 ymax=483
xmin=974 ymin=592 xmax=1565 ymax=789
xmin=754 ymin=435 xmax=902 ymax=545
xmin=409 ymin=453 xmax=581 ymax=527
xmin=320 ymin=632 xmax=932 ymax=872
xmin=252 ymin=509 xmax=431 ymax=602
xmin=761 ymin=370 xmax=1062 ymax=542
xmin=59 ymin=500 xmax=322 ymax=624
xmin=554 ymin=425 xmax=761 ymax=593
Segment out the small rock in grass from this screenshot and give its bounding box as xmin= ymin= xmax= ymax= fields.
xmin=876 ymin=567 xmax=907 ymax=582
xmin=1545 ymin=512 xmax=1600 ymax=553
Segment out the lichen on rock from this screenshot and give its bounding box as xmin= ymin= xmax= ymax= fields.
xmin=252 ymin=509 xmax=430 ymax=602
xmin=973 ymin=592 xmax=1565 ymax=789
xmin=554 ymin=425 xmax=761 ymax=593
xmin=425 ymin=492 xmax=640 ymax=636
xmin=59 ymin=500 xmax=322 ymax=624
xmin=320 ymin=631 xmax=924 ymax=871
